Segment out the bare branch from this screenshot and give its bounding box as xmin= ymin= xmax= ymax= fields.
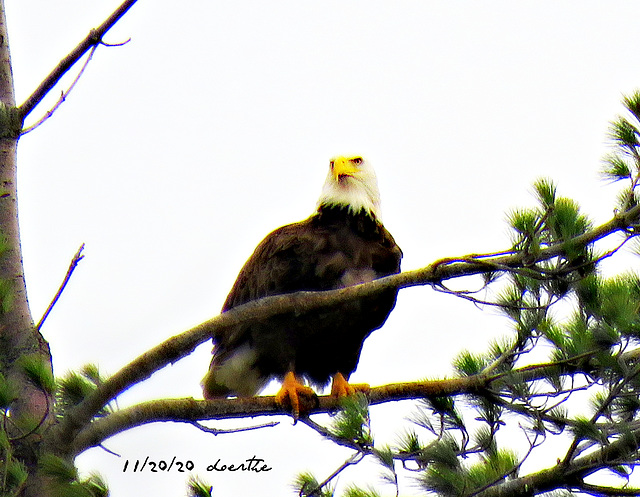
xmin=21 ymin=44 xmax=97 ymax=135
xmin=304 ymin=451 xmax=365 ymax=497
xmin=36 ymin=243 xmax=84 ymax=331
xmin=18 ymin=0 xmax=138 ymax=121
xmin=190 ymin=419 xmax=279 ymax=435
xmin=99 ymin=38 xmax=131 ymax=48
xmin=578 ymin=482 xmax=640 ymax=496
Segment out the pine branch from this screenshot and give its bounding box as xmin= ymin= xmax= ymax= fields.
xmin=17 ymin=0 xmax=138 ymax=121
xmin=561 ymin=361 xmax=640 ymax=467
xmin=68 ymin=376 xmax=488 ymax=455
xmin=67 ymin=350 xmax=625 ymax=456
xmin=578 ymin=482 xmax=640 ymax=496
xmin=54 ymin=202 xmax=640 ymax=455
xmin=474 ymin=423 xmax=640 ymax=496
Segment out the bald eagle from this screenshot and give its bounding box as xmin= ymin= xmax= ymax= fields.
xmin=202 ymin=156 xmax=402 ymax=415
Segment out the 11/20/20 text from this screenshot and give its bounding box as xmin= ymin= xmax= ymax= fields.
xmin=122 ymin=456 xmax=272 ymax=473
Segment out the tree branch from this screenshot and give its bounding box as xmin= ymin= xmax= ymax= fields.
xmin=18 ymin=0 xmax=138 ymax=121
xmin=53 ymin=202 xmax=640 ymax=455
xmin=69 ymin=376 xmax=488 ymax=455
xmin=579 ymin=482 xmax=640 ymax=496
xmin=20 ymin=44 xmax=97 ymax=135
xmin=36 ymin=243 xmax=84 ymax=331
xmin=474 ymin=422 xmax=640 ymax=496
xmin=69 ymin=349 xmax=614 ymax=457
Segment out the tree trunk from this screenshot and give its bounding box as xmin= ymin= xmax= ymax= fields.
xmin=0 ymin=1 xmax=55 ymax=495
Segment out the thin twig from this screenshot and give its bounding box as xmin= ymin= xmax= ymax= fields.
xmin=300 ymin=417 xmax=366 ymax=453
xmin=485 ymin=349 xmax=600 ymax=384
xmin=467 ymin=430 xmax=542 ymax=497
xmin=100 ymin=38 xmax=131 ymax=48
xmin=434 ymin=282 xmax=561 ymax=312
xmin=21 ymin=46 xmax=98 ymax=135
xmin=578 ymin=482 xmax=640 ymax=497
xmin=301 ymin=451 xmax=365 ymax=497
xmin=190 ymin=420 xmax=279 ymax=435
xmin=18 ymin=0 xmax=138 ymax=120
xmin=561 ymin=361 xmax=640 ymax=467
xmin=97 ymin=444 xmax=121 ymax=457
xmin=36 ymin=244 xmax=85 ymax=331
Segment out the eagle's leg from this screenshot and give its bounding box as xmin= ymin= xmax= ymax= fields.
xmin=330 ymin=372 xmax=370 ymax=398
xmin=275 ymin=371 xmax=317 ymax=419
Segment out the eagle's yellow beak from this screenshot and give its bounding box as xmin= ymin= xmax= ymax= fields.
xmin=331 ymin=156 xmax=361 ymax=182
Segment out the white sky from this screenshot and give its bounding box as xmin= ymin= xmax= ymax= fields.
xmin=5 ymin=1 xmax=640 ymax=496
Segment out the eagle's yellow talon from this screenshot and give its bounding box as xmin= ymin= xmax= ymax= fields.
xmin=330 ymin=372 xmax=370 ymax=398
xmin=275 ymin=371 xmax=317 ymax=419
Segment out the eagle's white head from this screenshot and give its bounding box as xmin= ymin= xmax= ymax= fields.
xmin=316 ymin=155 xmax=381 ymax=219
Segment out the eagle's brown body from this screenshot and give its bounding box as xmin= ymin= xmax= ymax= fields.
xmin=202 ymin=156 xmax=402 ymax=409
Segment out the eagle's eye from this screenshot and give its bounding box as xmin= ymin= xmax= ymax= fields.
xmin=352 ymin=157 xmax=363 ymax=165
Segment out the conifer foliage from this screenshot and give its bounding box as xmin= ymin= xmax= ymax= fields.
xmin=293 ymin=92 xmax=640 ymax=496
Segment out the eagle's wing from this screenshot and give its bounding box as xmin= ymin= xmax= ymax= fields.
xmin=203 ymin=220 xmax=323 ymax=398
xmin=222 ymin=217 xmax=401 ymax=312
xmin=221 ymin=219 xmax=326 ymax=312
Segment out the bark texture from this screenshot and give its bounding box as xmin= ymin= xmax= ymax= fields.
xmin=0 ymin=2 xmax=54 ymax=495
